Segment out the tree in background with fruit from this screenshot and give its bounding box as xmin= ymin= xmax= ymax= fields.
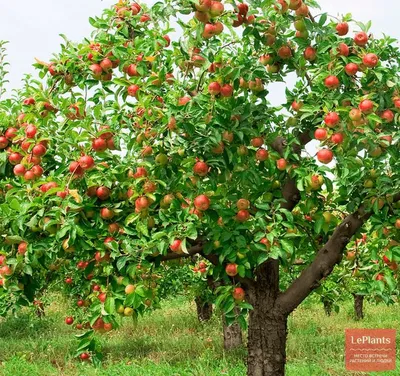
xmin=0 ymin=0 xmax=400 ymax=375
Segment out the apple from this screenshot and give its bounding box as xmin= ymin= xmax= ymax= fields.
xmin=193 ymin=161 xmax=209 ymax=176
xmin=346 ymin=251 xmax=356 ymax=261
xmin=18 ymin=242 xmax=28 ymax=255
xmin=336 ymin=22 xmax=349 ymax=36
xmin=194 ymin=194 xmax=210 ymax=211
xmin=127 ymin=84 xmax=140 ymax=97
xmin=126 ymin=64 xmax=139 ymax=77
xmin=232 ymin=287 xmax=245 ymax=301
xmin=314 ymin=128 xmax=328 ymax=140
xmin=331 ymin=133 xmax=344 ymax=144
xmin=24 ymin=170 xmax=36 ymax=181
xmin=80 ymin=353 xmax=90 ymax=361
xmin=98 ymin=292 xmax=107 ymax=303
xmin=354 ymin=31 xmax=368 ymax=46
xmin=222 ymin=131 xmax=234 ymax=143
xmin=237 ymin=199 xmax=250 ymax=210
xmin=100 ymin=207 xmax=115 ymax=220
xmin=324 ymin=112 xmax=340 ymax=127
xmin=140 ymin=14 xmax=150 ymax=22
xmin=345 ymin=63 xmax=358 ymax=76
xmin=90 ymin=64 xmax=102 ymax=77
xmin=304 ymin=46 xmax=317 ymax=61
xmin=125 ymin=284 xmax=136 ymax=294
xmin=5 ymin=127 xmax=18 ymax=139
xmin=31 ymin=165 xmax=44 ymax=177
xmin=359 ymin=99 xmax=374 ymax=114
xmin=278 ymin=46 xmax=292 ymax=60
xmin=135 ymin=196 xmax=150 ymax=211
xmin=209 ymin=1 xmax=224 ymax=17
xmin=100 ymin=58 xmax=113 ymax=71
xmin=395 ymin=219 xmax=400 ymax=229
xmin=25 ymin=124 xmax=37 ymax=139
xmin=32 ymin=144 xmax=46 ymax=156
xmin=349 ymin=108 xmax=362 ymax=121
xmin=78 ymin=155 xmax=95 ymax=170
xmin=225 ymin=263 xmax=238 ymax=276
xmin=92 ymin=138 xmax=107 ymax=152
xmin=324 ymin=75 xmax=339 ymax=89
xmin=363 ymin=53 xmax=378 ymax=68
xmin=65 ymin=277 xmax=73 ymax=284
xmin=275 ymin=0 xmax=288 ymax=13
xmin=295 ymin=3 xmax=308 ymax=16
xmin=259 ymin=54 xmax=273 ymax=65
xmin=9 ymin=152 xmax=23 ymax=165
xmin=65 ymin=316 xmax=74 ymax=325
xmin=276 ymin=158 xmax=287 ymax=171
xmin=178 ymin=96 xmax=191 ymax=106
xmin=236 ymin=209 xmax=250 ymax=222
xmin=255 ymin=149 xmax=269 ymax=161
xmin=23 ymin=97 xmax=35 ymax=106
xmin=220 ymin=84 xmax=233 ymax=97
xmin=237 ymin=3 xmax=249 ymax=15
xmin=195 ymin=0 xmax=212 ymax=12
xmin=0 ymin=136 xmax=8 ymax=149
xmin=170 ymin=239 xmax=182 ymax=253
xmin=251 ymin=137 xmax=264 ymax=147
xmin=317 ymin=149 xmax=334 ymax=164
xmin=381 ymin=109 xmax=394 ymax=123
xmin=208 ymin=82 xmax=221 ymax=95
xmin=375 ymin=273 xmax=384 ymax=281
xmin=13 ymin=164 xmax=26 ymax=176
xmin=291 ymin=101 xmax=303 ymax=112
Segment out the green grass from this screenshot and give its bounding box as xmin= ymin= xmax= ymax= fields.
xmin=0 ymin=296 xmax=399 ymax=375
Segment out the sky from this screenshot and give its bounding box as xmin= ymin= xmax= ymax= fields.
xmin=0 ymin=0 xmax=399 ymax=92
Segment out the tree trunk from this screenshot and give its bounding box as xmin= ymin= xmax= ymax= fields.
xmin=223 ymin=309 xmax=243 ymax=350
xmin=195 ymin=296 xmax=213 ymax=322
xmin=353 ymin=294 xmax=364 ymax=320
xmin=247 ymin=260 xmax=288 ymax=376
xmin=323 ymin=300 xmax=332 ymax=316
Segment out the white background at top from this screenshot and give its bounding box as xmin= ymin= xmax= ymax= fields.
xmin=0 ymin=0 xmax=399 ymax=92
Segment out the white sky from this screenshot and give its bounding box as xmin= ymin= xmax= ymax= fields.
xmin=0 ymin=0 xmax=399 ymax=92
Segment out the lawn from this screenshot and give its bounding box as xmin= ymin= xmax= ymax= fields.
xmin=0 ymin=296 xmax=398 ymax=376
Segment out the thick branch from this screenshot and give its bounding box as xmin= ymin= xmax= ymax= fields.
xmin=276 ymin=193 xmax=400 ymax=315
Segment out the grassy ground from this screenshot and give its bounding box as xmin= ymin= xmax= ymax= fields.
xmin=0 ymin=296 xmax=398 ymax=376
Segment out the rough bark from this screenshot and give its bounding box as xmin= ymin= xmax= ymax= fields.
xmin=353 ymin=294 xmax=364 ymax=320
xmin=195 ymin=296 xmax=213 ymax=322
xmin=223 ymin=310 xmax=243 ymax=350
xmin=246 ymin=260 xmax=288 ymax=376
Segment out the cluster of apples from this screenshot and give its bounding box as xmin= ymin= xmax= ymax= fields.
xmin=193 ymin=0 xmax=224 ymax=38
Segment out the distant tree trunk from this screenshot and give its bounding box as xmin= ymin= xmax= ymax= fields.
xmin=223 ymin=309 xmax=243 ymax=350
xmin=323 ymin=300 xmax=332 ymax=316
xmin=353 ymin=294 xmax=364 ymax=320
xmin=195 ymin=296 xmax=213 ymax=322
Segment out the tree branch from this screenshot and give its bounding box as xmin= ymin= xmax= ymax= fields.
xmin=276 ymin=193 xmax=400 ymax=315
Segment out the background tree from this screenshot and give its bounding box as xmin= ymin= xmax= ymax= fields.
xmin=0 ymin=1 xmax=400 ymax=375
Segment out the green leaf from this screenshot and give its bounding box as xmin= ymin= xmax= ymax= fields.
xmin=104 ymin=297 xmax=115 ymax=314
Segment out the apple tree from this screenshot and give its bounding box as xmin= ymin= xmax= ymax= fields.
xmin=0 ymin=0 xmax=400 ymax=375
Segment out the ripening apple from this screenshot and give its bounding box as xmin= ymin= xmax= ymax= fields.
xmin=178 ymin=96 xmax=191 ymax=106
xmin=295 ymin=3 xmax=308 ymax=16
xmin=291 ymin=101 xmax=303 ymax=112
xmin=32 ymin=144 xmax=46 ymax=156
xmin=324 ymin=112 xmax=340 ymax=127
xmin=236 ymin=209 xmax=250 ymax=222
xmin=380 ymin=109 xmax=394 ymax=123
xmin=65 ymin=316 xmax=74 ymax=325
xmin=251 ymin=137 xmax=264 ymax=147
xmin=338 ymin=43 xmax=349 ymax=57
xmin=170 ymin=239 xmax=182 ymax=253
xmin=278 ymin=46 xmax=292 ymax=60
xmin=125 ymin=284 xmax=136 ymax=294
xmin=304 ymin=46 xmax=317 ymax=61
xmin=209 ymin=1 xmax=224 ymax=17
xmin=336 ymin=22 xmax=349 ymax=36
xmin=276 ymin=158 xmax=287 ymax=171
xmin=359 ymin=99 xmax=374 ymax=114
xmin=78 ymin=155 xmax=95 ymax=170
xmin=232 ymin=287 xmax=245 ymax=301
xmin=193 ymin=161 xmax=209 ymax=176
xmin=395 ymin=219 xmax=400 ymax=229
xmin=208 ymin=82 xmax=221 ymax=95
xmin=354 ymin=31 xmax=368 ymax=46
xmin=349 ymin=108 xmax=362 ymax=121
xmin=237 ymin=3 xmax=249 ymax=15
xmin=317 ymin=149 xmax=334 ymax=164
xmin=236 ymin=198 xmax=250 ymax=210
xmin=195 ymin=0 xmax=212 ymax=12
xmin=225 ymin=263 xmax=238 ymax=277
xmin=18 ymin=242 xmax=28 ymax=255
xmin=324 ymin=75 xmax=340 ymax=89
xmin=362 ymin=53 xmax=378 ymax=68
xmin=220 ymin=84 xmax=233 ymax=97
xmin=194 ymin=194 xmax=210 ymax=211
xmin=255 ymin=149 xmax=269 ymax=161
xmin=331 ymin=133 xmax=344 ymax=144
xmin=314 ymin=128 xmax=328 ymax=141
xmin=92 ymin=137 xmax=107 ymax=152
xmin=100 ymin=207 xmax=115 ymax=220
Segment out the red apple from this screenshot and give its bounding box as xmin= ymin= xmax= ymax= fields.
xmin=336 ymin=22 xmax=349 ymax=36
xmin=317 ymin=149 xmax=334 ymax=164
xmin=194 ymin=194 xmax=210 ymax=211
xmin=225 ymin=263 xmax=238 ymax=276
xmin=314 ymin=128 xmax=328 ymax=140
xmin=324 ymin=75 xmax=340 ymax=89
xmin=354 ymin=31 xmax=368 ymax=46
